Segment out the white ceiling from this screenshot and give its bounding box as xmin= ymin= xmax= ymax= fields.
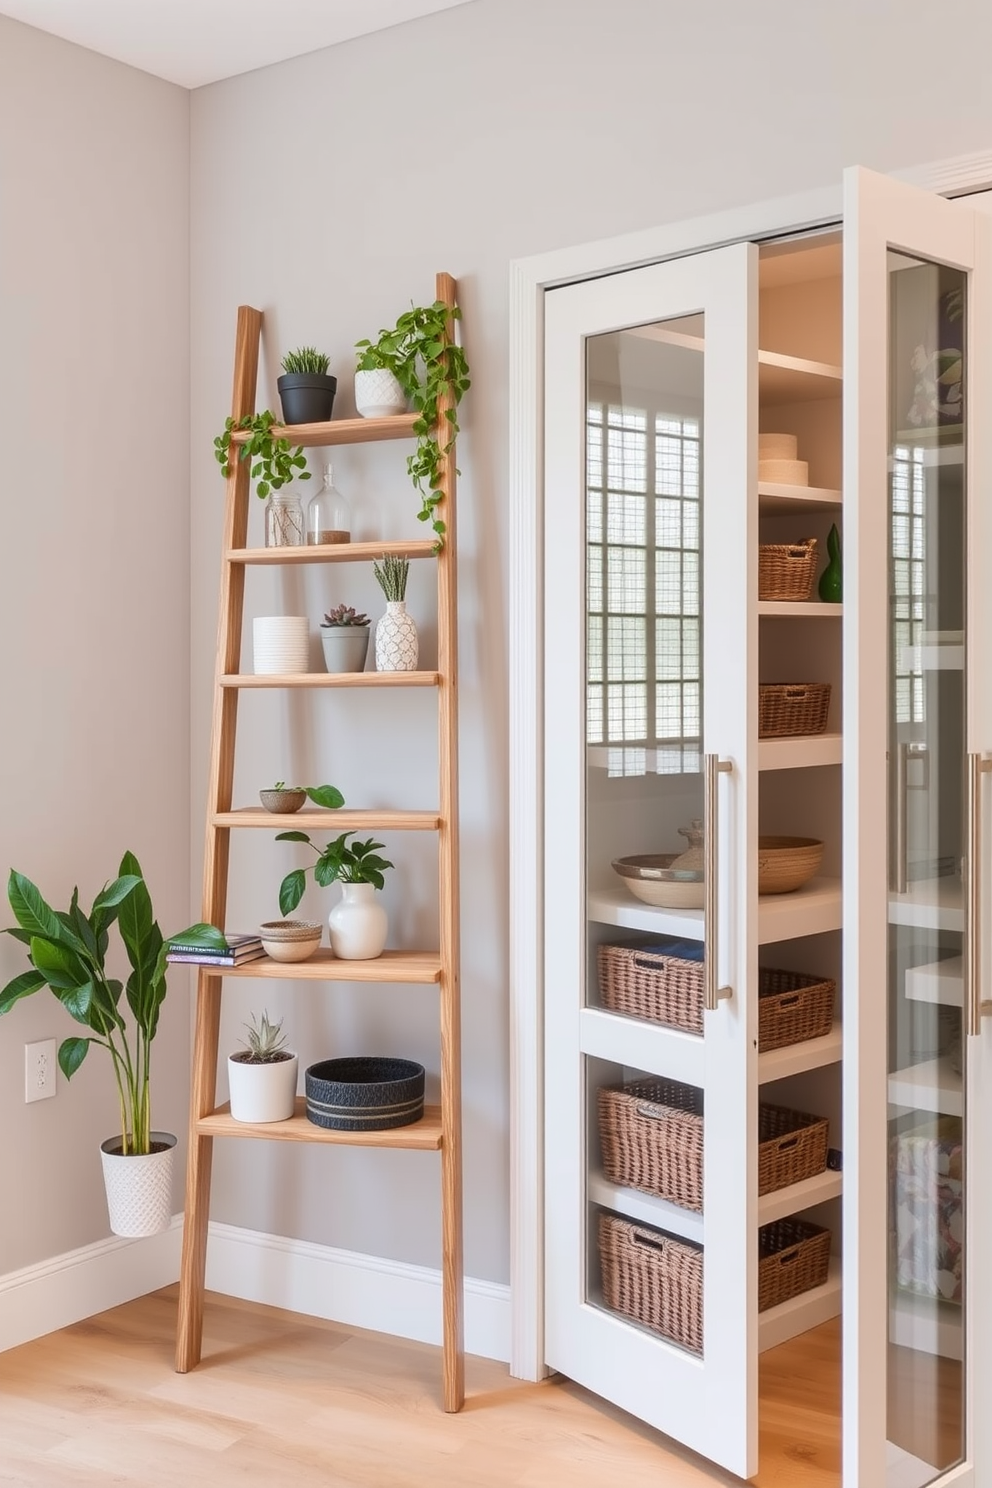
xmin=0 ymin=0 xmax=477 ymax=89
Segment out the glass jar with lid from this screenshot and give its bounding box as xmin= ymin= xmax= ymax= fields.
xmin=307 ymin=464 xmax=351 ymax=545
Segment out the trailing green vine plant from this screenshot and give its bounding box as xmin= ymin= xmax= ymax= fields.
xmin=213 ymin=410 xmax=310 ymax=499
xmin=355 ymin=301 xmax=470 ymax=547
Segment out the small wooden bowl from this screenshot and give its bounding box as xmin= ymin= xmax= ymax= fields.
xmin=757 ymin=837 xmax=823 ymax=894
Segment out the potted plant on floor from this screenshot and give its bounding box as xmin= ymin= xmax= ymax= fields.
xmin=277 ymin=346 xmax=337 ymax=425
xmin=372 ymin=553 xmax=418 ymax=672
xmin=354 ymin=299 xmax=470 ymax=547
xmin=228 ymin=1010 xmax=298 ymax=1123
xmin=0 ymin=853 xmax=225 ymax=1237
xmin=275 ymin=830 xmax=393 ymax=960
xmin=319 ymin=604 xmax=371 ymax=673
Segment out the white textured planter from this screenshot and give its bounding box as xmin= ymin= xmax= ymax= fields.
xmin=253 ymin=615 xmax=309 ymax=675
xmin=228 ymin=1052 xmax=298 ymax=1123
xmin=375 ymin=601 xmax=419 ymax=672
xmin=320 ymin=627 xmax=370 ymax=674
xmin=99 ymin=1131 xmax=176 ymax=1238
xmin=355 ymin=367 xmax=407 ymax=419
xmin=328 ymin=883 xmax=388 ymax=960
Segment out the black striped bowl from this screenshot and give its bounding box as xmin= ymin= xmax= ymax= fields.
xmin=304 ymin=1057 xmax=425 ymax=1132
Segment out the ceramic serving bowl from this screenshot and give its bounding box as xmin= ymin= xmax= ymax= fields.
xmin=757 ymin=836 xmax=823 ymax=894
xmin=259 ymin=920 xmax=322 ymax=962
xmin=611 ymin=854 xmax=705 ymax=910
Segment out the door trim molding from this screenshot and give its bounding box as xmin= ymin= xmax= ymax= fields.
xmin=507 ymin=146 xmax=992 ymax=1382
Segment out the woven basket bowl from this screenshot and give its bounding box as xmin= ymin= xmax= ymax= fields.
xmin=757 ymin=836 xmax=823 ymax=894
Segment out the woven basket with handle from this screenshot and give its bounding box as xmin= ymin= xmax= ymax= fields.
xmin=758 ymin=538 xmax=818 ymax=601
xmin=599 ymin=1211 xmax=703 ymax=1354
xmin=597 ymin=943 xmax=703 ymax=1035
xmin=758 ymin=682 xmax=831 ymax=738
xmin=758 ymin=1218 xmax=832 ymax=1311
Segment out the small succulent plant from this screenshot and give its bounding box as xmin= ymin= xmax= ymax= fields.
xmin=372 ymin=553 xmax=409 ymax=603
xmin=281 ymin=346 xmax=330 ymax=375
xmin=238 ymin=1010 xmax=289 ymax=1064
xmin=321 ymin=604 xmax=370 ymax=628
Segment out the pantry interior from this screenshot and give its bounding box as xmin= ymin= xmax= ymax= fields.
xmin=543 ymin=221 xmax=967 ymax=1485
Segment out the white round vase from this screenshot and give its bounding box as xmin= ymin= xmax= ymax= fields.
xmin=375 ymin=601 xmax=419 ymax=672
xmin=253 ymin=615 xmax=309 ymax=675
xmin=328 ymin=883 xmax=388 ymax=960
xmin=228 ymin=1053 xmax=298 ymax=1123
xmin=354 ymin=367 xmax=407 ymax=419
xmin=99 ymin=1131 xmax=176 ymax=1238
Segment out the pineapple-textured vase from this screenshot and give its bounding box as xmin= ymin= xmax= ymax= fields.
xmin=375 ymin=601 xmax=419 ymax=672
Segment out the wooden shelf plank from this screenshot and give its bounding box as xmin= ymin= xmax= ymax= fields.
xmin=759 ymin=1020 xmax=843 ymax=1083
xmin=757 ymin=1169 xmax=842 ymax=1226
xmin=229 ymin=413 xmax=418 ymax=448
xmin=758 ymin=1257 xmax=841 ymax=1352
xmin=588 ymin=1169 xmax=704 ymax=1245
xmin=215 ymin=808 xmax=442 ymax=831
xmin=758 ymin=601 xmax=842 ymax=618
xmin=220 ymin=671 xmax=440 ymax=689
xmin=758 ymin=732 xmax=842 ymax=772
xmin=197 ymin=1097 xmax=443 ymax=1149
xmin=209 ymin=948 xmax=442 ymax=983
xmin=228 ymin=539 xmax=436 ymax=565
xmin=758 ymin=481 xmax=842 ymax=515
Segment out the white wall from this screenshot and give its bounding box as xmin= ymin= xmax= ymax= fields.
xmin=0 ymin=18 xmax=190 ymax=1273
xmin=187 ymin=0 xmax=992 ymax=1289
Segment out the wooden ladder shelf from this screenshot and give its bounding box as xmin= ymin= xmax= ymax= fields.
xmin=174 ymin=273 xmax=464 ymax=1411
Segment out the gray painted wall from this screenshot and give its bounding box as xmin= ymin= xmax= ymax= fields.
xmin=0 ymin=17 xmax=190 ymax=1273
xmin=189 ymin=0 xmax=992 ymax=1286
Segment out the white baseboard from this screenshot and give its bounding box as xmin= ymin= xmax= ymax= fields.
xmin=0 ymin=1217 xmax=511 ymax=1365
xmin=0 ymin=1215 xmax=183 ymax=1354
xmin=205 ymin=1221 xmax=511 ymax=1363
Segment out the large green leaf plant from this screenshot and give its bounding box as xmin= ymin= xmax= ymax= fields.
xmin=0 ymin=852 xmax=225 ymax=1155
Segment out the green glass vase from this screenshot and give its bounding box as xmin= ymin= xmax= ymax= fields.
xmin=818 ymin=523 xmax=842 ymax=603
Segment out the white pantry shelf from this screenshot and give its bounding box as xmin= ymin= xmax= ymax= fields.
xmin=757 ymin=1169 xmax=842 ymax=1226
xmin=888 ymin=1055 xmax=962 ymax=1118
xmin=758 ymin=1257 xmax=841 ymax=1353
xmin=758 ymin=733 xmax=842 ymax=771
xmin=888 ymin=877 xmax=963 ymax=933
xmin=905 ymin=956 xmax=962 ymax=1007
xmin=759 ymin=1020 xmax=843 ymax=1083
xmin=587 ymin=1170 xmax=703 ymax=1246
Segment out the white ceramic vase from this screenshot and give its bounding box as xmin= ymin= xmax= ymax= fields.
xmin=375 ymin=601 xmax=419 ymax=672
xmin=354 ymin=367 xmax=407 ymax=419
xmin=253 ymin=615 xmax=309 ymax=675
xmin=228 ymin=1052 xmax=298 ymax=1123
xmin=99 ymin=1131 xmax=176 ymax=1238
xmin=328 ymin=883 xmax=388 ymax=960
xmin=320 ymin=627 xmax=370 ymax=674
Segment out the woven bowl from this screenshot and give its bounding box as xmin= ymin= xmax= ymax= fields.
xmin=259 ymin=788 xmax=306 ymax=814
xmin=305 ymin=1056 xmax=425 ymax=1131
xmin=259 ymin=920 xmax=322 ymax=962
xmin=757 ymin=837 xmax=823 ymax=895
xmin=612 ymin=854 xmax=705 ymax=910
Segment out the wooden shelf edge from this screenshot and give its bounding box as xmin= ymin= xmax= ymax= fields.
xmin=197 ymin=1098 xmax=443 ymax=1149
xmin=228 ymin=539 xmax=437 ymax=565
xmin=220 ymin=671 xmax=441 ymax=689
xmin=214 ymin=808 xmax=443 ymax=831
xmin=759 ymin=1020 xmax=843 ymax=1083
xmin=230 ymin=413 xmax=419 ymax=447
xmin=757 ymin=1169 xmax=843 ymax=1226
xmin=213 ymin=948 xmax=442 ymax=983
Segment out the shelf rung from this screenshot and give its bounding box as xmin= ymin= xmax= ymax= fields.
xmin=214 ymin=808 xmax=442 ymax=831
xmin=228 ymin=539 xmax=437 ymax=566
xmin=197 ymin=949 xmax=442 ymax=983
xmin=220 ymin=672 xmax=440 ymax=689
xmin=197 ymin=1098 xmax=443 ymax=1149
xmin=229 ymin=413 xmax=419 ymax=448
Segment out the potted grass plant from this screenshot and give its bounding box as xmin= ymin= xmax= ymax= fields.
xmin=372 ymin=554 xmax=418 ymax=672
xmin=277 ymin=345 xmax=337 ymax=425
xmin=0 ymin=853 xmax=225 ymax=1237
xmin=228 ymin=1010 xmax=298 ymax=1123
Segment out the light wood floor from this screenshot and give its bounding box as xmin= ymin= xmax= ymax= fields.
xmin=0 ymin=1287 xmax=841 ymax=1487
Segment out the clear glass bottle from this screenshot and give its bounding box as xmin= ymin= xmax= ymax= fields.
xmin=307 ymin=463 xmax=351 ymax=545
xmin=264 ymin=487 xmax=305 ymax=547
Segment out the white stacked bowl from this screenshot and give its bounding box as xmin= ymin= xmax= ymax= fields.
xmin=253 ymin=616 xmax=309 ymax=675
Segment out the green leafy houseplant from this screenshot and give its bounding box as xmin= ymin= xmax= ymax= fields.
xmin=355 ymin=300 xmax=470 ymax=546
xmin=281 ymin=346 xmax=330 ymax=376
xmin=270 ymin=782 xmax=345 ymax=806
xmin=214 ymin=409 xmax=310 ymax=499
xmin=275 ymin=832 xmax=394 ymax=916
xmin=0 ymin=853 xmax=225 ymax=1155
xmin=320 ymin=605 xmax=370 ymax=628
xmin=372 ymin=553 xmax=409 ymax=603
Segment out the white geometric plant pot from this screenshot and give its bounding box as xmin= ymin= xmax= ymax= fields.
xmin=354 ymin=367 xmax=407 ymax=419
xmin=99 ymin=1131 xmax=176 ymax=1238
xmin=375 ymin=601 xmax=419 ymax=672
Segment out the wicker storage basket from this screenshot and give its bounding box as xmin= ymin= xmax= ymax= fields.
xmin=758 ymin=968 xmax=836 ymax=1051
xmin=598 ymin=1079 xmax=830 ymax=1209
xmin=758 ymin=1218 xmax=832 ymax=1311
xmin=757 ymin=1105 xmax=829 ymax=1195
xmin=758 ymin=682 xmax=831 ymax=738
xmin=758 ymin=538 xmax=818 ymax=601
xmin=599 ymin=1211 xmax=703 ymax=1354
xmin=597 ymin=943 xmax=703 ymax=1036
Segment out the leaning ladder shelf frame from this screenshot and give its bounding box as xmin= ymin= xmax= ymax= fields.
xmin=174 ymin=273 xmax=465 ymax=1413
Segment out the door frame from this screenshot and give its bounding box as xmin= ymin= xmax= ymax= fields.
xmin=508 ymin=148 xmax=992 ymax=1385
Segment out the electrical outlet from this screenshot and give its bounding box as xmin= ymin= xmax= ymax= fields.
xmin=25 ymin=1039 xmax=57 ymax=1103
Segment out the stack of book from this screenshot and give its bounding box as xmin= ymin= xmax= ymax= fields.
xmin=166 ymin=932 xmax=265 ymax=967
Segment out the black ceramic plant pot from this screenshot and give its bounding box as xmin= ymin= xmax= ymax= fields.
xmin=277 ymin=373 xmax=337 ymax=425
xmin=305 ymin=1056 xmax=425 ymax=1131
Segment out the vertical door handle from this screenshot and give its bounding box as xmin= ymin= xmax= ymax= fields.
xmin=966 ymin=752 xmax=992 ymax=1037
xmin=704 ymin=754 xmax=733 ymax=1012
xmin=893 ymin=741 xmax=910 ymax=894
